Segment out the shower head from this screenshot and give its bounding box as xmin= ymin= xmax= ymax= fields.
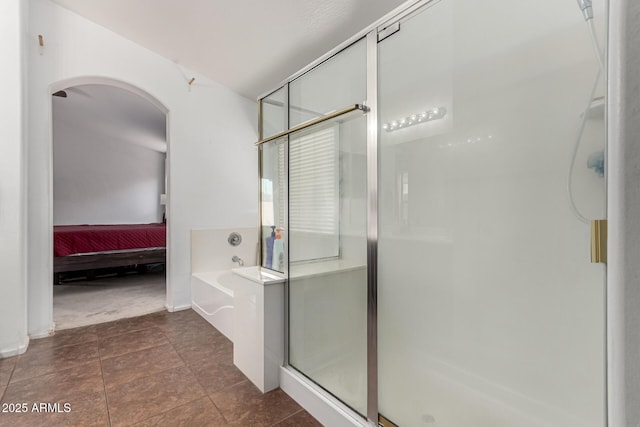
xmin=576 ymin=0 xmax=593 ymax=21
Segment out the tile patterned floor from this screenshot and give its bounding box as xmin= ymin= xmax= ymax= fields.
xmin=0 ymin=310 xmax=322 ymax=426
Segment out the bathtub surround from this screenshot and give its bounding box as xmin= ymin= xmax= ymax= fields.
xmin=190 ymin=227 xmax=259 ymax=340
xmin=191 ymin=228 xmax=259 ymax=276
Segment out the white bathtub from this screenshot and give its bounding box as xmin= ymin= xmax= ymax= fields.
xmin=191 ymin=270 xmax=239 ymax=340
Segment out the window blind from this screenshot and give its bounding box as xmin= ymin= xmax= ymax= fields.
xmin=277 ymin=141 xmax=286 ymax=228
xmin=288 ymin=126 xmax=339 ymax=236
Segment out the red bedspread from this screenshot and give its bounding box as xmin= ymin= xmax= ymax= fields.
xmin=54 ymin=223 xmax=166 ymax=257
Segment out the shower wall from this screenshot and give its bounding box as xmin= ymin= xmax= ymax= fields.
xmin=377 ymin=0 xmax=606 ymax=425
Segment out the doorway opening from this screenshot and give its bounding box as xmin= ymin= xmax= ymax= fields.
xmin=51 ymin=83 xmax=168 ymax=330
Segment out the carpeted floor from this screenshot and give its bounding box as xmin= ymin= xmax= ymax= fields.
xmin=53 ymin=270 xmax=166 ymax=330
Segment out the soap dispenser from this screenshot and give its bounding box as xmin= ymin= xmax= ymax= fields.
xmin=273 ymin=228 xmax=285 ymax=271
xmin=265 ymin=226 xmax=276 ymax=269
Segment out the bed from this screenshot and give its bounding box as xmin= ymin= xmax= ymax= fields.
xmin=53 ymin=223 xmax=167 ymax=275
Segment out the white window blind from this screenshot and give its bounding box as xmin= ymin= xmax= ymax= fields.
xmin=288 ymin=126 xmax=339 ymax=237
xmin=277 ymin=141 xmax=286 ymax=228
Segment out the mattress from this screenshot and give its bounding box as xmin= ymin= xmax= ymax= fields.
xmin=54 ymin=223 xmax=166 ymax=257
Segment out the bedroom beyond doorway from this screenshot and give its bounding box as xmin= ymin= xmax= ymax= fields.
xmin=51 ymin=83 xmax=168 ymax=329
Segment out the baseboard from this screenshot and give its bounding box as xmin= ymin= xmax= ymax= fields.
xmin=0 ymin=335 xmax=30 ymax=358
xmin=166 ymin=303 xmax=192 ymax=312
xmin=29 ymin=328 xmax=54 ymax=340
xmin=279 ymin=366 xmax=367 ymax=427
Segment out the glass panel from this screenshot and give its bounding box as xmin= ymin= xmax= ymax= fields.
xmin=262 ymin=86 xmax=287 ymax=138
xmin=377 ymin=0 xmax=606 ymax=426
xmin=289 ymin=124 xmax=339 ymax=262
xmin=289 ymin=38 xmax=366 ymax=128
xmin=289 ymin=113 xmax=368 ymax=415
xmin=260 ymin=137 xmax=287 ymax=272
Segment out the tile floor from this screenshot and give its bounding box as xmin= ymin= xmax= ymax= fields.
xmin=0 ymin=310 xmax=322 ymax=426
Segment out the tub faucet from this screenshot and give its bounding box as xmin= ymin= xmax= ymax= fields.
xmin=232 ymin=255 xmax=244 ymax=267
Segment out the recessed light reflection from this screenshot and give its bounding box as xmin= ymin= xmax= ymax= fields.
xmin=438 ymin=134 xmax=495 ymax=149
xmin=382 ymin=107 xmax=446 ymax=132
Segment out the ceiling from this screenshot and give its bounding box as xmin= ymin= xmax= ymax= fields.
xmin=53 ymin=85 xmax=167 ymax=153
xmin=50 ymin=0 xmax=409 ymax=100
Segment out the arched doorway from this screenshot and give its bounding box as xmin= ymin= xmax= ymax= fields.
xmin=49 ymin=79 xmax=170 ymax=329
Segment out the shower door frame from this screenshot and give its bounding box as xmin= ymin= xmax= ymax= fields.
xmin=365 ymin=29 xmax=379 ymax=424
xmin=255 ymin=1 xmax=452 ymax=424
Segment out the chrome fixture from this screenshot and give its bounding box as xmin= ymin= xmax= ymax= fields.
xmin=228 ymin=232 xmax=242 ymax=246
xmin=232 ymin=255 xmax=244 ymax=267
xmin=576 ymin=0 xmax=593 ymax=21
xmin=382 ymin=107 xmax=446 ymax=132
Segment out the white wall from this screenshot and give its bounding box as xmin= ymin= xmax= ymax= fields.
xmin=608 ymin=0 xmax=640 ymax=425
xmin=0 ymin=0 xmax=28 ymax=356
xmin=52 ymin=115 xmax=166 ymax=225
xmin=27 ymin=0 xmax=258 ymax=337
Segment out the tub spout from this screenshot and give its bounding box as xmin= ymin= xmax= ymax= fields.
xmin=232 ymin=255 xmax=244 ymax=267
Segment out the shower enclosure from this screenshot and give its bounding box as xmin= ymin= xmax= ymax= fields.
xmin=257 ymin=0 xmax=607 ymax=425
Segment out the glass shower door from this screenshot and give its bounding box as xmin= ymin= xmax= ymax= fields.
xmin=287 ymin=39 xmax=369 ymax=416
xmin=377 ymin=0 xmax=606 ymax=426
